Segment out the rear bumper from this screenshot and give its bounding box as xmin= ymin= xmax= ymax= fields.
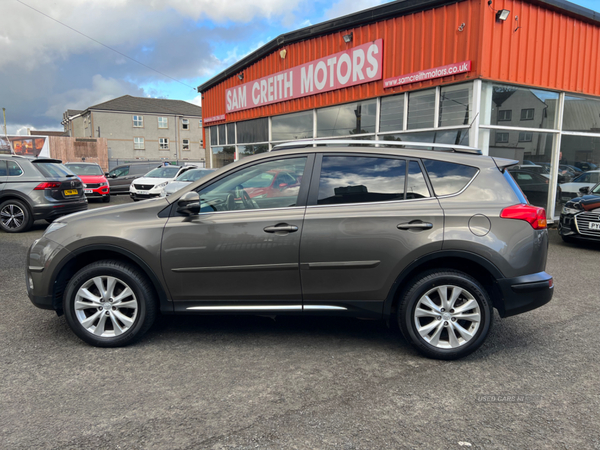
xmin=32 ymin=198 xmax=88 ymax=220
xmin=497 ymin=272 xmax=553 ymax=318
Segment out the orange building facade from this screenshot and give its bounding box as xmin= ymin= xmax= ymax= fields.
xmin=199 ymin=0 xmax=600 ymax=219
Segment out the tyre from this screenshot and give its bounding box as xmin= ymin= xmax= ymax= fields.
xmin=398 ymin=269 xmax=493 ymax=360
xmin=102 ymin=195 xmax=111 ymax=203
xmin=0 ymin=199 xmax=33 ymax=233
xmin=63 ymin=260 xmax=157 ymax=347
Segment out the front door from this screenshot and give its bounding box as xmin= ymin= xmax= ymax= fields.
xmin=299 ymin=155 xmax=444 ymax=317
xmin=161 ymin=155 xmax=312 ymax=312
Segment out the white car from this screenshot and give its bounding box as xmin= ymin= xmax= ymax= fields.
xmin=159 ymin=168 xmax=216 ymax=197
xmin=559 ymin=169 xmax=600 ymax=203
xmin=129 ymin=165 xmax=197 ymax=201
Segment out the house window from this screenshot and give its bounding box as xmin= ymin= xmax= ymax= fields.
xmin=134 ymin=137 xmax=144 ymax=149
xmin=182 ymin=139 xmax=190 ymax=150
xmin=519 ymin=132 xmax=533 ymax=142
xmin=182 ymin=119 xmax=189 ymax=130
xmin=496 ymin=132 xmax=509 ymax=143
xmin=199 ymin=119 xmax=202 ymax=128
xmin=498 ymin=110 xmax=512 ymax=121
xmin=133 ymin=115 xmax=143 ymax=127
xmin=520 ymin=108 xmax=534 ymax=120
xmin=159 ymin=138 xmax=169 ymax=150
xmin=158 ymin=117 xmax=168 ymax=128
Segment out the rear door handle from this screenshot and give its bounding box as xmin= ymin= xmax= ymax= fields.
xmin=264 ymin=224 xmax=299 ymax=233
xmin=397 ymin=222 xmax=433 ymax=230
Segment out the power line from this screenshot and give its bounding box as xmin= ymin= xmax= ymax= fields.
xmin=15 ymin=0 xmax=197 ymax=91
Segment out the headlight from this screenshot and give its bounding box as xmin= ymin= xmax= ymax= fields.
xmin=159 ymin=189 xmax=167 ymax=197
xmin=155 ymin=182 xmax=168 ymax=189
xmin=44 ymin=222 xmax=68 ymax=235
xmin=99 ymin=181 xmax=108 ymax=186
xmin=562 ymin=206 xmax=580 ymax=215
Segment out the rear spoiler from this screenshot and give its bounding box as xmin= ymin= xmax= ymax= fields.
xmin=493 ymin=157 xmax=519 ymax=172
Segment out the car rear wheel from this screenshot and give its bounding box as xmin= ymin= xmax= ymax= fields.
xmin=63 ymin=260 xmax=157 ymax=347
xmin=398 ymin=269 xmax=493 ymax=360
xmin=0 ymin=199 xmax=33 ymax=233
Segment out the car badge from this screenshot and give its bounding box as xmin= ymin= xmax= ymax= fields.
xmin=70 ymin=181 xmax=75 ymax=187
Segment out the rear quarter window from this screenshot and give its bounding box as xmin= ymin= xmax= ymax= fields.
xmin=423 ymin=160 xmax=479 ymax=196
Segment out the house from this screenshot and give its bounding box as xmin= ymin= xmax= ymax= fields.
xmin=61 ymin=96 xmax=204 ymax=161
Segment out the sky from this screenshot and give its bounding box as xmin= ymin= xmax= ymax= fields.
xmin=1 ymin=0 xmax=599 ymax=135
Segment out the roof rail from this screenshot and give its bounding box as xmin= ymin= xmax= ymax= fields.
xmin=270 ymin=139 xmax=482 ymax=155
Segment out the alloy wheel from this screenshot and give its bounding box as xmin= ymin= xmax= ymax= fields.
xmin=1 ymin=204 xmax=25 ymax=229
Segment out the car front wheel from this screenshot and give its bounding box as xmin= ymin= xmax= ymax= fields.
xmin=63 ymin=260 xmax=157 ymax=347
xmin=398 ymin=269 xmax=493 ymax=360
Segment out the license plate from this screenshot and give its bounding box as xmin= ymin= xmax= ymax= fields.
xmin=64 ymin=189 xmax=78 ymax=196
xmin=137 ymin=190 xmax=149 ymax=195
xmin=589 ymin=222 xmax=600 ymax=230
xmin=84 ymin=189 xmax=93 ymax=194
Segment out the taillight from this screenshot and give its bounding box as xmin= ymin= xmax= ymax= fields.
xmin=500 ymin=204 xmax=547 ymax=230
xmin=34 ymin=182 xmax=62 ymax=190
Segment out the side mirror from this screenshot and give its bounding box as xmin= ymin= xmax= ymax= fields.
xmin=579 ymin=186 xmax=590 ymax=195
xmin=177 ymin=191 xmax=200 ymax=215
xmin=105 ymin=172 xmax=110 ymax=176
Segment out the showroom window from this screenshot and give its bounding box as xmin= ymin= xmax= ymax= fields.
xmin=237 ymin=118 xmax=268 ymax=144
xmin=317 ymin=100 xmax=376 ymax=137
xmin=380 ymin=94 xmax=405 ymax=133
xmin=407 ymin=89 xmax=435 ymax=130
xmin=317 ymin=156 xmax=406 ymax=205
xmin=272 ymin=111 xmax=313 ymax=141
xmin=439 ymin=84 xmax=472 ymax=128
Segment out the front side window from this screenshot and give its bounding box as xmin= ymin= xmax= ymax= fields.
xmin=199 ymin=157 xmax=307 ymax=212
xmin=159 ymin=138 xmax=169 ymax=150
xmin=182 ymin=119 xmax=189 ymax=130
xmin=423 ymin=160 xmax=479 ymax=196
xmin=133 ymin=115 xmax=143 ymax=127
xmin=7 ymin=161 xmax=23 ymax=177
xmin=158 ymin=117 xmax=168 ymax=128
xmin=134 ymin=137 xmax=144 ymax=149
xmin=182 ymin=139 xmax=190 ymax=150
xmin=109 ymin=167 xmax=129 ymax=177
xmin=317 ymin=156 xmax=406 ymax=205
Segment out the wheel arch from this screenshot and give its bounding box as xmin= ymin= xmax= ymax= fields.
xmin=0 ymin=191 xmax=34 ymax=211
xmin=50 ymin=244 xmax=172 ymax=313
xmin=384 ymin=250 xmax=505 ymax=319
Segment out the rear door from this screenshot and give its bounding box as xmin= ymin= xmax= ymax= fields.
xmin=299 ymin=154 xmax=444 ymax=317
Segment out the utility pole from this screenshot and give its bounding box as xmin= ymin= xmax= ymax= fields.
xmin=2 ymin=108 xmax=7 ymax=136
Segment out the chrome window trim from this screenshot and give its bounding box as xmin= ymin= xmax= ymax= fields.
xmin=435 ymin=169 xmax=481 ymax=199
xmin=185 ymin=305 xmax=348 ymax=311
xmin=306 ymin=196 xmax=437 ymax=209
xmin=5 ymin=160 xmax=25 ymax=178
xmin=195 ymin=205 xmax=306 ymax=216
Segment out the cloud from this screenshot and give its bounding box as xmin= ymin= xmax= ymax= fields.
xmin=323 ymin=0 xmax=388 ymax=20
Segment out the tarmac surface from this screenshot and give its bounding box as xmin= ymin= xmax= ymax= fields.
xmin=1 ymin=195 xmax=599 ymax=449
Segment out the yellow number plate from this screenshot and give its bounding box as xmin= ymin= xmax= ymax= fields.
xmin=64 ymin=189 xmax=78 ymax=196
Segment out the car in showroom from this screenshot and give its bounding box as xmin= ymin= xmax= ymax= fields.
xmin=507 ymin=169 xmax=554 ymax=209
xmin=559 ymin=169 xmax=600 ymax=203
xmin=558 ymin=181 xmax=600 ymax=243
xmin=26 ymin=140 xmax=553 ymax=360
xmin=1 ymin=155 xmax=87 ymax=232
xmin=64 ymin=162 xmax=110 ymax=203
xmin=160 ymin=168 xmax=215 ymax=197
xmin=129 ymin=164 xmax=198 ymax=201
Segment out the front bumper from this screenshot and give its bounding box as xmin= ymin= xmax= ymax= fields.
xmin=497 ymin=272 xmax=553 ymax=317
xmin=130 ymin=191 xmax=161 ymax=200
xmin=84 ymin=185 xmax=110 ymax=197
xmin=32 ymin=198 xmax=88 ymax=221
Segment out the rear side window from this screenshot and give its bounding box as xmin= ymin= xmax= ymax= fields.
xmin=0 ymin=161 xmax=7 ymax=176
xmin=33 ymin=162 xmax=74 ymax=179
xmin=317 ymin=156 xmax=406 ymax=205
xmin=423 ymin=160 xmax=478 ymax=196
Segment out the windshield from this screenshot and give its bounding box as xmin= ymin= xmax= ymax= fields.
xmin=65 ymin=164 xmax=103 ymax=176
xmin=144 ymin=167 xmax=180 ymax=178
xmin=33 ymin=162 xmax=76 ymax=178
xmin=592 ymin=184 xmax=600 ymax=194
xmin=176 ymin=169 xmax=214 ymax=182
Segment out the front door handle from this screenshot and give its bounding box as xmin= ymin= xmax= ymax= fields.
xmin=264 ymin=224 xmax=299 ymax=233
xmin=397 ymin=221 xmax=433 ymax=230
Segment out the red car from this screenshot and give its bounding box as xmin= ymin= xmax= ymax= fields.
xmin=242 ymin=169 xmax=301 ymax=199
xmin=64 ymin=162 xmax=110 ymax=203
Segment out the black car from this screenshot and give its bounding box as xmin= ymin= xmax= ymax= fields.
xmin=558 ymin=182 xmax=600 ymax=243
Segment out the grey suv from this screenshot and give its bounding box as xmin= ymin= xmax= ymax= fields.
xmin=26 ymin=141 xmax=553 ymax=359
xmin=1 ymin=155 xmax=87 ymax=233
